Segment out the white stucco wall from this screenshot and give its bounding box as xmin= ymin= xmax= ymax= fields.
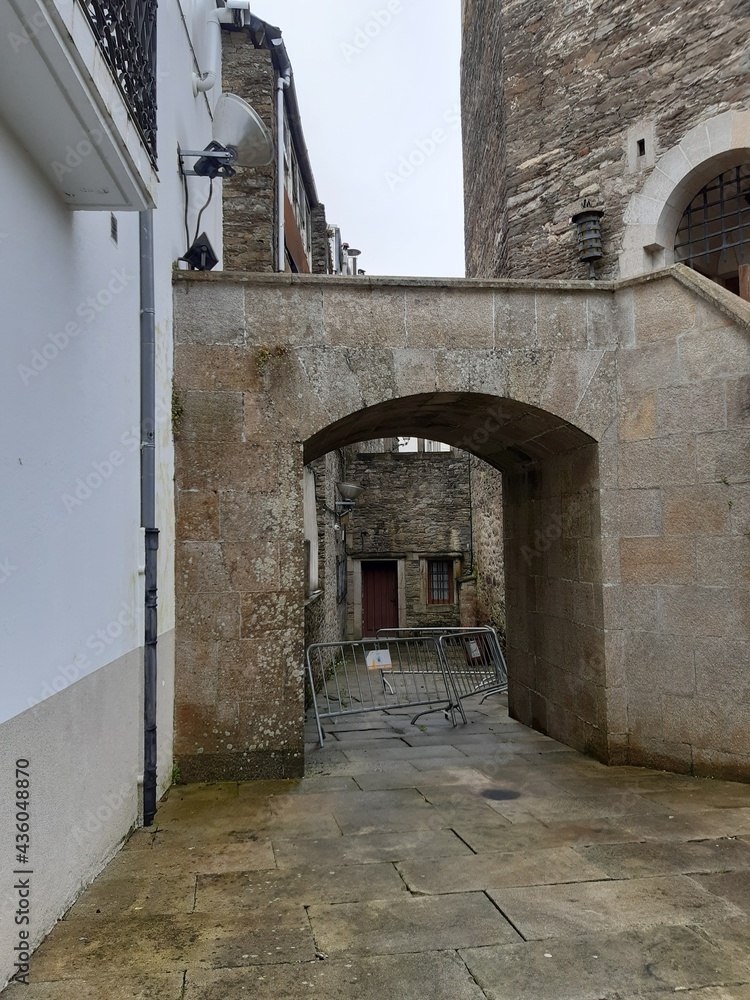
xmin=0 ymin=0 xmax=224 ymax=986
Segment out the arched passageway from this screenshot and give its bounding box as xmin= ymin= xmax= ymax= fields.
xmin=304 ymin=393 xmax=604 ymax=759
xmin=172 ymin=269 xmax=749 ymax=785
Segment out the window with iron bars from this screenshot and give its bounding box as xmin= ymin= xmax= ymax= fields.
xmin=674 ymin=163 xmax=750 ymax=289
xmin=77 ymin=0 xmax=158 ymax=165
xmin=427 ymin=560 xmax=454 ymax=605
xmin=336 ymin=556 xmax=347 ymax=605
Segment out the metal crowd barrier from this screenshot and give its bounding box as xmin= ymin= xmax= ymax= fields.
xmin=305 ymin=636 xmax=465 ymax=747
xmin=377 ymin=626 xmax=508 ymax=703
xmin=306 ymin=627 xmax=507 ymax=746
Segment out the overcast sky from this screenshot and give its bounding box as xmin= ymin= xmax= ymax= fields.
xmin=255 ymin=1 xmax=465 ymax=277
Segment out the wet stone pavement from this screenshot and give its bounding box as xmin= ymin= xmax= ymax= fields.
xmin=5 ymin=696 xmax=750 ymax=999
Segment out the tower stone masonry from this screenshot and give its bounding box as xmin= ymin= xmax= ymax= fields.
xmin=462 ymin=0 xmax=750 ymax=280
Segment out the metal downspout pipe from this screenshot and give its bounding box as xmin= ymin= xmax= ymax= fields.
xmin=277 ymin=74 xmax=290 ymax=272
xmin=139 ymin=209 xmax=159 ymax=826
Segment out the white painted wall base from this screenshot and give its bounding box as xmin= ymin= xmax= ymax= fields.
xmin=0 ymin=630 xmax=175 ymax=989
xmin=0 ymin=644 xmax=155 ymax=988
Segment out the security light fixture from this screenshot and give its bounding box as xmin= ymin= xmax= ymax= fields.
xmin=335 ymin=481 xmax=363 ymax=515
xmin=180 ymin=232 xmax=218 ymax=271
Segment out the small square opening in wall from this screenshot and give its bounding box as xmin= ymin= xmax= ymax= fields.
xmin=110 ymin=213 xmax=118 ymax=246
xmin=626 ymin=122 xmax=655 ymax=173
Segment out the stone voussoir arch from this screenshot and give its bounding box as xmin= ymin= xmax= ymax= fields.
xmin=620 ymin=109 xmax=750 ymax=278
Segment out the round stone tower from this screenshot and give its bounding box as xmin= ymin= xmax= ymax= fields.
xmin=462 ymin=0 xmax=750 ymax=286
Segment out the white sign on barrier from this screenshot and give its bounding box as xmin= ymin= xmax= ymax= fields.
xmin=366 ymin=650 xmax=392 ymax=670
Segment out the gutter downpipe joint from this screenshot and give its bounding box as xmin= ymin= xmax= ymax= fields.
xmin=277 ymin=72 xmax=290 ymax=272
xmin=192 ymin=1 xmax=252 ymax=96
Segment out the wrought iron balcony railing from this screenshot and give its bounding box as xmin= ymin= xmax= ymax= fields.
xmin=77 ymin=0 xmax=158 ymax=165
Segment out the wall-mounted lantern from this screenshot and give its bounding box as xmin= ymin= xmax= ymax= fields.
xmin=572 ymin=206 xmax=604 ymax=276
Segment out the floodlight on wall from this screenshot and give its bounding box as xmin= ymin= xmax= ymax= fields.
xmin=179 ymin=93 xmax=274 ymax=179
xmin=335 ymin=481 xmax=363 ymax=515
xmin=179 ymin=232 xmax=218 ymax=271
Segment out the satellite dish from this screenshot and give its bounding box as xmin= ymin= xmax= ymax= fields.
xmin=212 ymin=93 xmax=273 ymax=168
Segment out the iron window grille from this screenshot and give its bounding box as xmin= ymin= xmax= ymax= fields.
xmin=336 ymin=556 xmax=347 ymax=605
xmin=77 ymin=0 xmax=158 ymax=165
xmin=674 ymin=163 xmax=750 ymax=272
xmin=427 ymin=560 xmax=453 ymax=605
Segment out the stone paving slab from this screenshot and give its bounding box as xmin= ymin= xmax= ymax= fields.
xmin=183 ymin=951 xmax=487 ymax=999
xmin=254 ymin=804 xmax=342 ymax=837
xmin=312 ymin=758 xmax=429 ymax=778
xmin=460 ymin=923 xmax=750 ymax=1000
xmin=26 ymin=908 xmax=316 ymax=979
xmin=420 ymin=793 xmax=520 ymax=823
xmin=194 ymin=863 xmax=407 ymax=908
xmin=411 ymin=764 xmax=501 ymax=786
xmin=271 ymin=828 xmax=473 ymax=869
xmin=315 ymin=788 xmax=444 ymax=835
xmin=340 ymin=743 xmax=469 ymax=761
xmin=690 ymin=870 xmax=750 ymax=912
xmin=397 ymin=846 xmax=610 ymax=893
xmin=621 ymin=989 xmax=750 ymax=1000
xmin=65 ymin=874 xmax=197 ymax=918
xmin=307 ymin=892 xmax=522 ymax=956
xmin=349 ymin=763 xmax=424 ymax=789
xmin=2 ymin=974 xmax=185 ymax=999
xmin=499 ymin=793 xmax=661 ymax=824
xmin=621 ymin=807 xmax=750 ymax=841
xmin=452 ymin=817 xmax=639 ymax=854
xmin=636 ymin=783 xmax=750 ymax=810
xmin=575 ymin=837 xmax=750 ymax=878
xmin=410 ymin=753 xmax=497 ymax=770
xmin=251 ymin=774 xmax=361 ymax=794
xmin=148 ymin=839 xmax=278 ymax=874
xmin=326 ymin=728 xmax=406 ymax=742
xmin=488 ymin=875 xmax=745 ymax=940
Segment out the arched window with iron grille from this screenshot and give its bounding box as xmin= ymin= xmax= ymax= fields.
xmin=674 ymin=162 xmax=750 ymax=296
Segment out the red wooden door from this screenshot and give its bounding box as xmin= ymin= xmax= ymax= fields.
xmin=362 ymin=561 xmax=399 ymax=636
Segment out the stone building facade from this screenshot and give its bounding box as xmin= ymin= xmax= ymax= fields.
xmin=221 ymin=36 xmax=277 ymax=273
xmin=462 ymin=0 xmax=750 ymax=283
xmin=344 ymin=448 xmax=475 ymax=637
xmin=303 ymin=442 xmax=502 ymax=646
xmin=221 ymin=27 xmax=330 ymax=274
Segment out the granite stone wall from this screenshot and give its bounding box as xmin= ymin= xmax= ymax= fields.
xmin=172 ymin=268 xmax=749 ymax=781
xmin=462 ymin=0 xmax=750 ymax=280
xmin=470 ymin=457 xmax=506 ymax=641
xmin=221 ymin=34 xmax=277 ymax=272
xmin=304 ymin=450 xmax=348 ymax=652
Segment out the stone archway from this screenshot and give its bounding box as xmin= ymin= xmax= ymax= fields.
xmin=172 ymin=268 xmax=749 ymax=784
xmin=620 ymin=110 xmax=750 ymax=278
xmin=305 ymin=391 xmax=607 ymax=762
